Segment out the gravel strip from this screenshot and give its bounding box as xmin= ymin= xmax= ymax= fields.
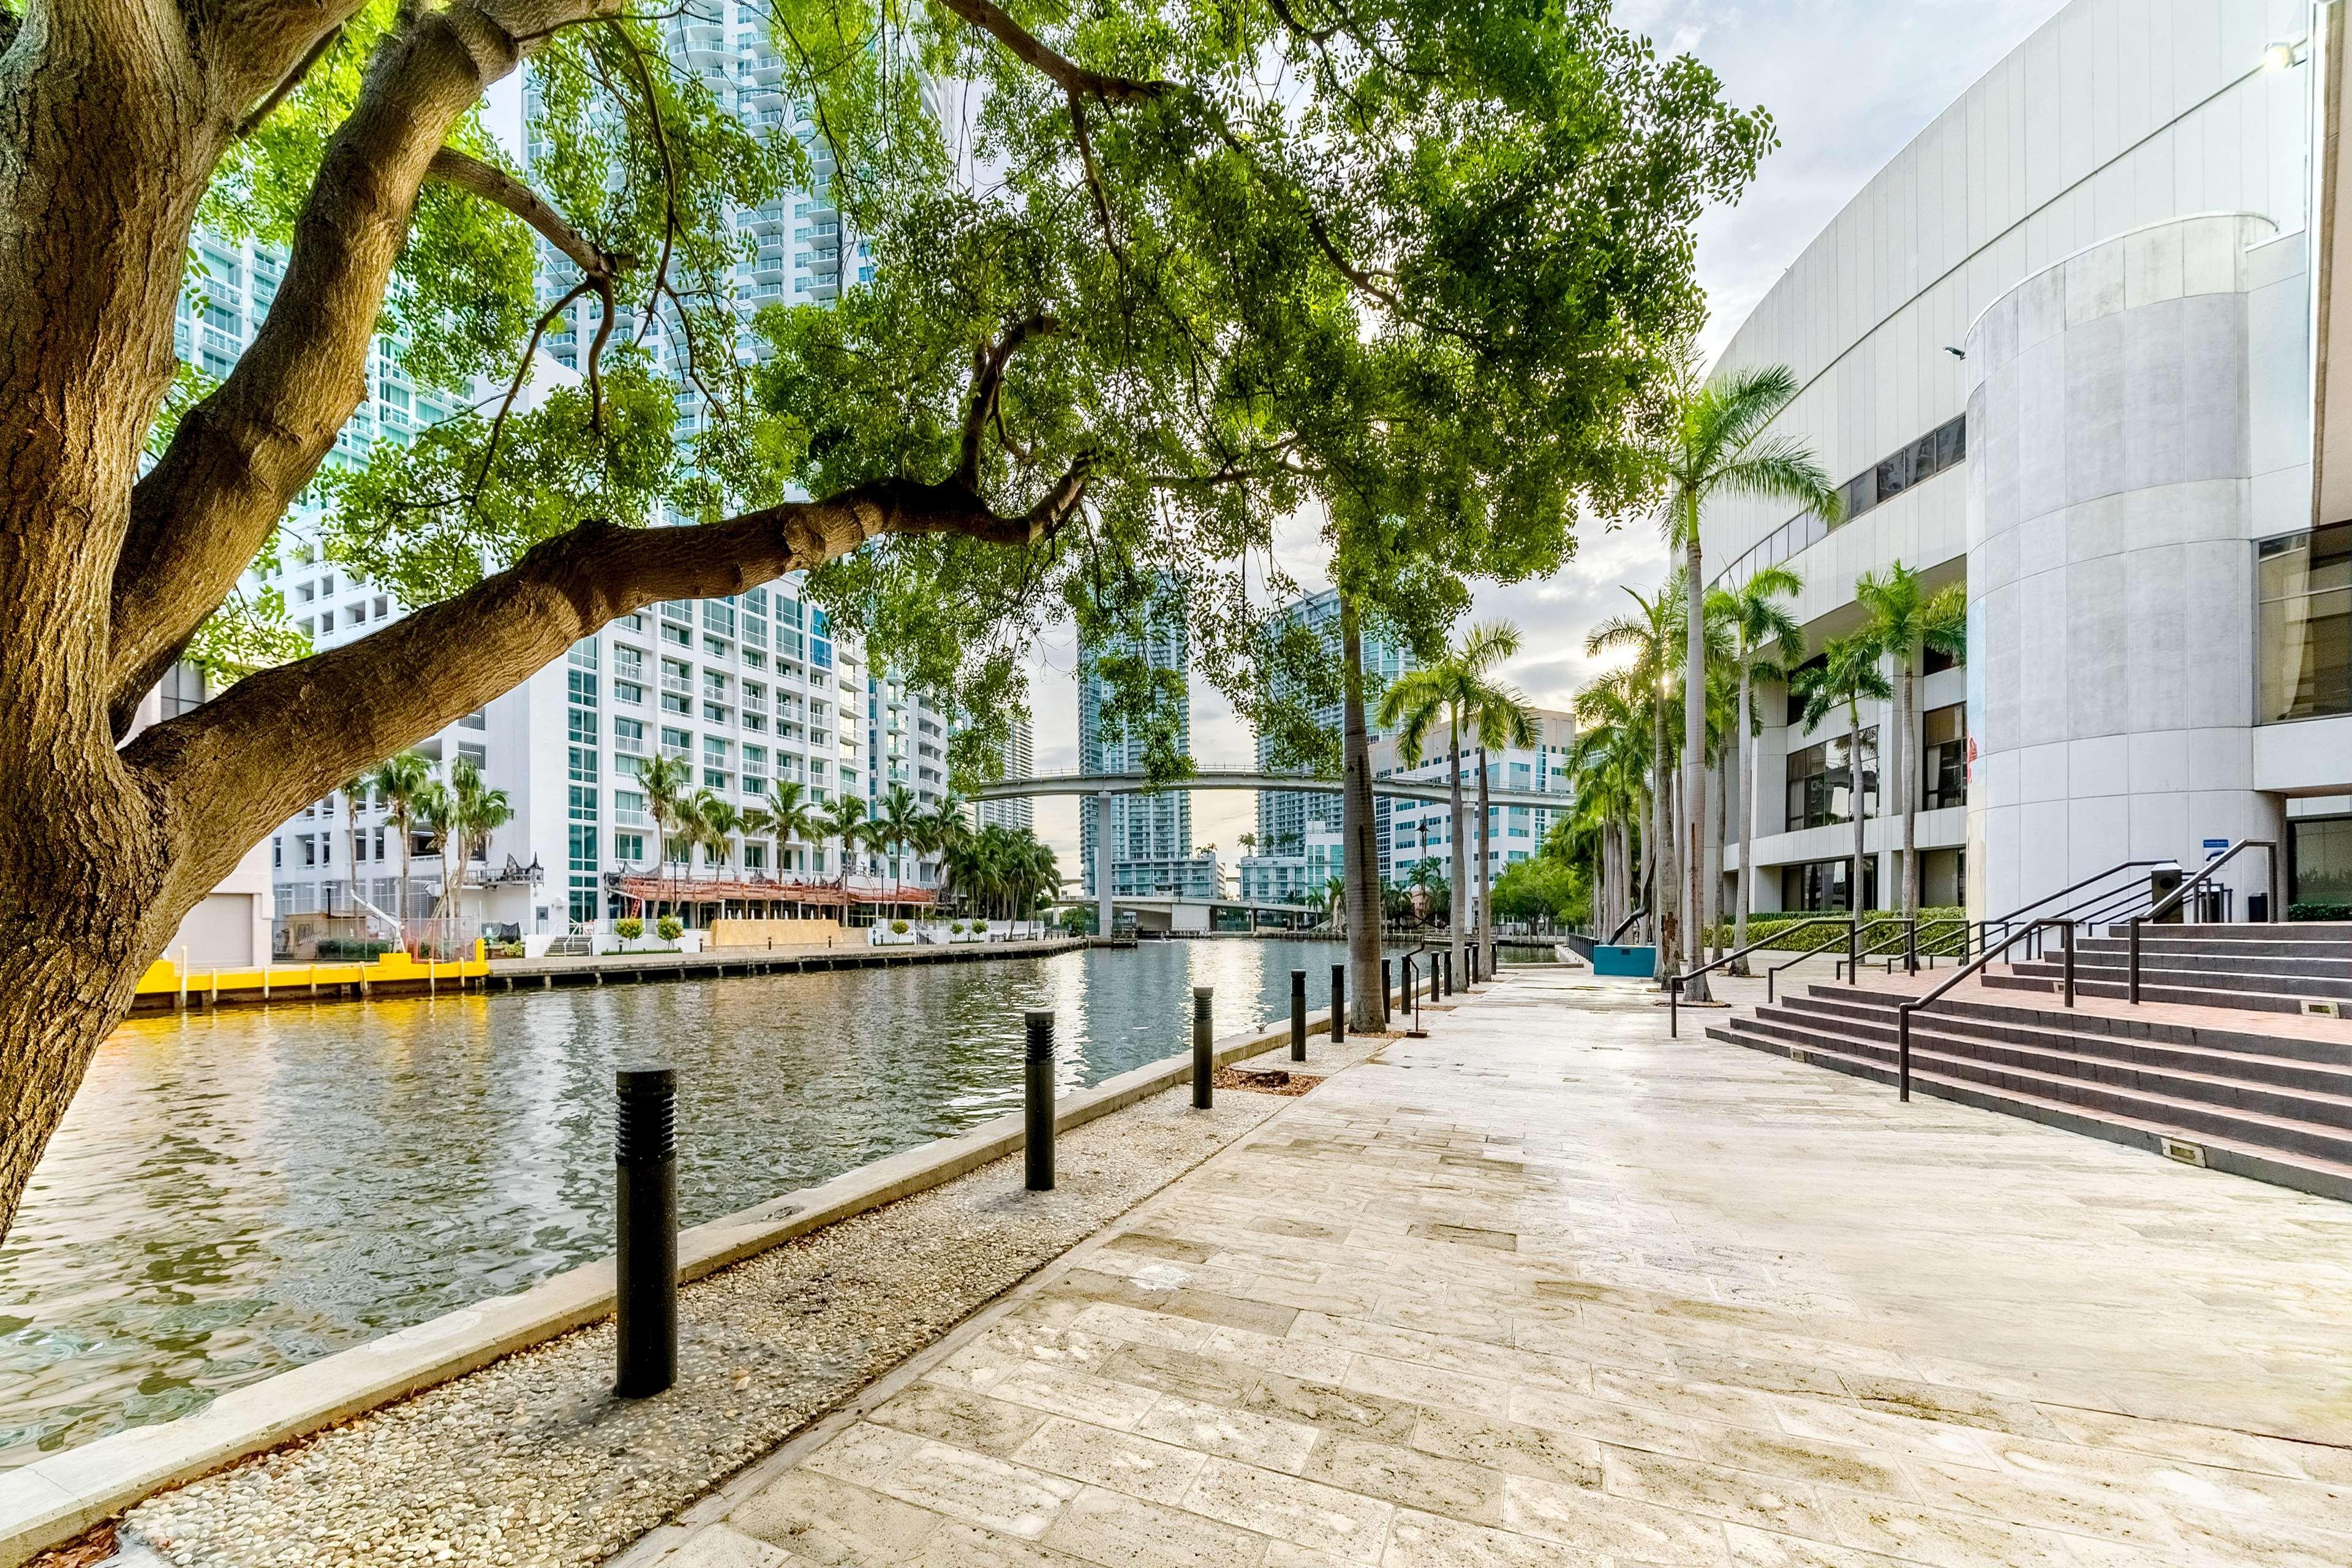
xmin=119 ymin=1035 xmax=1388 ymax=1567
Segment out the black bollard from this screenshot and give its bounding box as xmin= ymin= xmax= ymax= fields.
xmin=1330 ymin=963 xmax=1346 ymax=1043
xmin=1192 ymin=986 xmax=1215 ymax=1108
xmin=615 ymin=1066 xmax=677 ymax=1398
xmin=1443 ymin=950 xmax=1453 ymax=997
xmin=1025 ymin=1011 xmax=1055 ymax=1191
xmin=1381 ymin=959 xmax=1393 ymax=1023
xmin=1290 ymin=969 xmax=1307 ymax=1061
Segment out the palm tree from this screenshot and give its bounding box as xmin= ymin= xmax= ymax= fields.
xmin=1707 ymin=565 xmax=1805 ymax=968
xmin=1321 ymin=873 xmax=1345 ymax=932
xmin=1653 ymin=363 xmax=1838 ymax=1000
xmin=423 ymin=755 xmax=515 ymax=924
xmin=1587 ymin=584 xmax=1679 ymax=977
xmin=874 ymin=783 xmax=923 ymax=908
xmin=1855 ymin=562 xmax=1966 ymax=915
xmin=1464 ymin=679 xmax=1538 ymax=978
xmin=339 ymin=773 xmax=369 ymax=921
xmin=1378 ymin=620 xmax=1526 ymax=989
xmin=695 ymin=793 xmax=742 ymax=881
xmin=746 ymin=778 xmax=821 ymax=879
xmin=364 ymin=751 xmax=432 ymax=930
xmin=1793 ymin=631 xmax=1894 ymax=917
xmin=635 ymin=753 xmax=693 ymax=914
xmin=1567 ymin=671 xmax=1651 ymax=940
xmin=823 ymin=793 xmax=869 ymax=894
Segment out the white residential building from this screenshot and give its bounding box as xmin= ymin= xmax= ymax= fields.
xmin=1378 ymin=712 xmax=1577 ymax=894
xmin=973 ymin=717 xmax=1036 ymax=832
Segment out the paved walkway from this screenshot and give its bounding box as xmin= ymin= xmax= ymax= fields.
xmin=625 ymin=967 xmax=2352 ymax=1567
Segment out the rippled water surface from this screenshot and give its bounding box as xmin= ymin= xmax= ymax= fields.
xmin=0 ymin=938 xmax=1370 ymax=1465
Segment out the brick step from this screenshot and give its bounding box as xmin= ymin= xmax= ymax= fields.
xmin=1742 ymin=1008 xmax=2352 ymax=1156
xmin=1799 ymin=984 xmax=2352 ymax=1064
xmin=1984 ymin=971 xmax=2313 ymax=1015
xmin=1735 ymin=1011 xmax=2352 ymax=1165
xmin=2093 ymin=922 xmax=2352 ymax=946
xmin=1781 ymin=993 xmax=2352 ymax=1095
xmin=2068 ymin=945 xmax=2352 ymax=977
xmin=2007 ymin=958 xmax=2352 ymax=1001
xmin=1705 ymin=1022 xmax=2352 ymax=1204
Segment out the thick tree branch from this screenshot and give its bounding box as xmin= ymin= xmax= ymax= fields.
xmin=935 ymin=0 xmax=1172 ymax=104
xmin=238 ymin=24 xmax=346 ymax=137
xmin=427 ymin=148 xmax=636 ymax=281
xmin=107 ymin=0 xmax=626 ymax=737
xmin=957 ymin=314 xmax=1056 ymax=488
xmin=127 ymin=469 xmax=1090 ymax=894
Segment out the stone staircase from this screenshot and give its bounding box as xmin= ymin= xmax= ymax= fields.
xmin=1706 ymin=971 xmax=2352 ymax=1202
xmin=1991 ymin=923 xmax=2352 ymax=1014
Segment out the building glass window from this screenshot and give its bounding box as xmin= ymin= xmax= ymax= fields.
xmin=2290 ymin=816 xmax=2352 ymax=910
xmin=567 ymin=669 xmax=598 ymax=707
xmin=569 ymin=745 xmax=597 ymax=782
xmin=2258 ymin=524 xmax=2352 ymax=723
xmin=1784 ymin=728 xmax=1878 ymax=832
xmin=1921 ymin=704 xmax=1967 ymax=810
xmin=568 ymin=707 xmax=597 ymax=744
xmin=1781 ymin=856 xmax=1877 ymax=914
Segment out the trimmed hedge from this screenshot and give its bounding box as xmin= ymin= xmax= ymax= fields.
xmin=314 ymin=938 xmax=394 ymax=960
xmin=2290 ymin=902 xmax=2352 ymax=922
xmin=1700 ymin=908 xmax=1966 ymax=955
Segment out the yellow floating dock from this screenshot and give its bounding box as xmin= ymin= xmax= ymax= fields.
xmin=132 ymin=943 xmax=491 ymax=1009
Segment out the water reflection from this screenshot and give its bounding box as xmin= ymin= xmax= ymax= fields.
xmin=0 ymin=939 xmax=1362 ymax=1464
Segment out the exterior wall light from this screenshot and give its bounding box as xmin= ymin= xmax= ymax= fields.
xmin=2265 ymin=39 xmax=2310 ymax=70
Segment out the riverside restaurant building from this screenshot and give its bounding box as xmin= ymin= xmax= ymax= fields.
xmin=1708 ymin=0 xmax=2352 ymax=924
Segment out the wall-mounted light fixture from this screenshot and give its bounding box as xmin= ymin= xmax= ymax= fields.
xmin=2266 ymin=39 xmax=2311 ymax=70
xmin=1943 ymin=346 xmax=1967 ymax=360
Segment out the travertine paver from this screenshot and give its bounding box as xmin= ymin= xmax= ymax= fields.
xmin=626 ymin=967 xmax=2352 ymax=1567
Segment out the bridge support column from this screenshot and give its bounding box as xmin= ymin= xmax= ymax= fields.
xmin=1094 ymin=791 xmax=1114 ymax=937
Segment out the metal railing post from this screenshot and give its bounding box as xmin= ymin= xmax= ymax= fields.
xmin=614 ymin=1066 xmax=678 ymax=1398
xmin=1905 ymin=918 xmax=1918 ymax=976
xmin=1847 ymin=920 xmax=1858 ymax=985
xmin=1330 ymin=963 xmax=1345 ymax=1042
xmin=1381 ymin=959 xmax=1393 ymax=1022
xmin=1193 ymin=987 xmax=1215 ymax=1108
xmin=2060 ymin=921 xmax=2076 ymax=1008
xmin=1668 ymin=976 xmax=1680 ymax=1038
xmin=1025 ymin=1011 xmax=1056 ymax=1188
xmin=2128 ymin=919 xmax=2142 ymax=1005
xmin=1290 ymin=970 xmax=1307 ymax=1062
xmin=1897 ymin=1005 xmax=1912 ymax=1102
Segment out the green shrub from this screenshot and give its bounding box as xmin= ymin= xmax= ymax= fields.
xmin=614 ymin=917 xmax=644 ymax=940
xmin=891 ymin=919 xmax=910 ymax=934
xmin=2290 ymin=902 xmax=2352 ymax=922
xmin=949 ymin=921 xmax=965 ymax=935
xmin=657 ymin=916 xmax=683 ymax=941
xmin=1700 ymin=908 xmax=1966 ymax=956
xmin=315 ymin=938 xmax=393 ymax=960
xmin=484 ymin=941 xmax=525 ymax=959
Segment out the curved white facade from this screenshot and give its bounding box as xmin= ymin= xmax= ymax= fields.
xmin=1705 ymin=0 xmax=2345 ymax=921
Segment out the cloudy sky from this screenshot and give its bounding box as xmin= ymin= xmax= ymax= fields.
xmin=1015 ymin=0 xmax=2063 ymax=867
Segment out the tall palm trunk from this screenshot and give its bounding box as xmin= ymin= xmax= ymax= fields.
xmin=1447 ymin=711 xmax=1466 ymax=986
xmin=1475 ymin=745 xmax=1492 ymax=978
xmin=1732 ymin=666 xmax=1755 ymax=973
xmin=1849 ymin=703 xmax=1869 ymax=918
xmin=1651 ymin=695 xmax=1676 ymax=979
xmin=1340 ymin=597 xmax=1385 ymax=1030
xmin=1681 ymin=511 xmax=1712 ymax=1001
xmin=1898 ymin=658 xmax=1918 ymax=915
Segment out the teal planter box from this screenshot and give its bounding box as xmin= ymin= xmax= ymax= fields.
xmin=1591 ymin=944 xmax=1655 ymax=977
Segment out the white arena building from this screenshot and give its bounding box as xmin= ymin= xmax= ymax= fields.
xmin=1709 ymin=0 xmax=2352 ymax=925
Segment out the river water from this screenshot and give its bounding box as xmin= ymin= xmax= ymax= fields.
xmin=0 ymin=938 xmax=1374 ymax=1467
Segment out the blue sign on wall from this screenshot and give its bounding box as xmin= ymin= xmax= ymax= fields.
xmin=2203 ymin=838 xmax=2228 ymax=861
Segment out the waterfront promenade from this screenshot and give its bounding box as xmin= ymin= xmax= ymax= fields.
xmin=625 ymin=965 xmax=2352 ymax=1568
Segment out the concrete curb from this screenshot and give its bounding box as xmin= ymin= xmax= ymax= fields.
xmin=0 ymin=1006 xmax=1331 ymax=1566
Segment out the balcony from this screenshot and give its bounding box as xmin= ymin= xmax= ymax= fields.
xmin=661 ymin=672 xmax=693 ymax=695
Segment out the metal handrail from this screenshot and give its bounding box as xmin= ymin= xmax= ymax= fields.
xmin=1669 ymin=918 xmax=1854 ymax=1038
xmin=1834 ymin=917 xmax=1921 ymax=981
xmin=1896 ymin=919 xmax=2075 ymax=1102
xmin=1874 ymin=917 xmax=1969 ymax=972
xmin=2125 ymin=839 xmax=2280 ymax=1003
xmin=1969 ymin=858 xmax=2169 ymax=957
xmin=1606 ymin=907 xmax=1649 ymax=944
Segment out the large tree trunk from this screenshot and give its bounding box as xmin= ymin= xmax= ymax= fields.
xmin=1447 ymin=712 xmax=1466 ymax=988
xmin=1340 ymin=597 xmax=1385 ymax=1030
xmin=1681 ymin=526 xmax=1711 ymax=1001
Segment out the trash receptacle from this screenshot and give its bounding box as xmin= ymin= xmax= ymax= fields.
xmin=2149 ymin=864 xmax=2184 ymax=923
xmin=2192 ymin=885 xmax=2228 ymax=924
xmin=2249 ymin=892 xmax=2270 ymax=922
